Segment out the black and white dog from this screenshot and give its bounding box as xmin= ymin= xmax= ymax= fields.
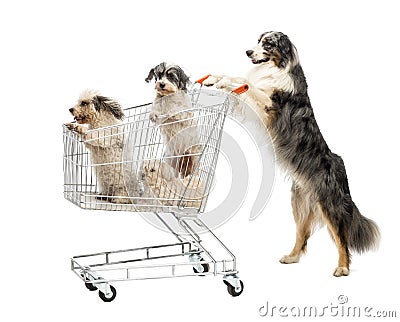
xmin=145 ymin=62 xmax=200 ymax=178
xmin=204 ymin=32 xmax=380 ymax=277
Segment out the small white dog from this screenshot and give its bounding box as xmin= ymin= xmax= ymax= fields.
xmin=141 ymin=159 xmax=204 ymax=209
xmin=145 ymin=62 xmax=201 ymax=179
xmin=67 ymin=90 xmax=143 ymax=204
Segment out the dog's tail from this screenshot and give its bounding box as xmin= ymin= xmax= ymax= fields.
xmin=348 ymin=202 xmax=380 ymax=253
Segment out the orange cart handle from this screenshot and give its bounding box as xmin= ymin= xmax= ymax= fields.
xmin=195 ymin=74 xmax=212 ymax=84
xmin=232 ymin=84 xmax=249 ymax=95
xmin=195 ymin=74 xmax=249 ymax=95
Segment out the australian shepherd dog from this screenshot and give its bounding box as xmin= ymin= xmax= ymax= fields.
xmin=204 ymin=31 xmax=380 ymax=276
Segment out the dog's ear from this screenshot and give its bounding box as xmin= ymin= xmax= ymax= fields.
xmin=258 ymin=31 xmax=270 ymax=43
xmin=145 ymin=68 xmax=155 ymax=83
xmin=177 ymin=68 xmax=191 ymax=92
xmin=93 ymin=95 xmax=125 ymax=120
xmin=276 ymin=33 xmax=294 ymax=68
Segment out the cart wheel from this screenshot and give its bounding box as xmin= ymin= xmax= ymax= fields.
xmin=98 ymin=285 xmax=117 ymax=302
xmin=85 ymin=281 xmax=97 ymax=291
xmin=224 ymin=280 xmax=244 ymax=297
xmin=193 ymin=263 xmax=210 ymax=274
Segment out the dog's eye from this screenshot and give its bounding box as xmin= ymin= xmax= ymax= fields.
xmin=150 ymin=168 xmax=155 ymax=172
xmin=81 ymin=101 xmax=88 ymax=107
xmin=167 ymin=72 xmax=177 ymax=81
xmin=264 ymin=44 xmax=272 ymax=50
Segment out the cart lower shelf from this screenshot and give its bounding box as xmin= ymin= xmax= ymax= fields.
xmin=71 ymin=213 xmax=244 ymax=301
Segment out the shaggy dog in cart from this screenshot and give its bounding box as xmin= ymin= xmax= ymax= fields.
xmin=67 ymin=90 xmax=139 ymax=204
xmin=145 ymin=62 xmax=201 ymax=179
xmin=67 ymin=89 xmax=203 ymax=209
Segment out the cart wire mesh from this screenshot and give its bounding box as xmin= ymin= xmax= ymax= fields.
xmin=63 ymin=88 xmax=232 ymax=213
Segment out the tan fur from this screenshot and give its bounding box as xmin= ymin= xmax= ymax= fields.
xmin=280 ymin=184 xmax=323 ymax=264
xmin=141 ymin=159 xmax=204 ymax=208
xmin=67 ymin=90 xmax=137 ymax=204
xmin=324 ymin=213 xmax=350 ymax=276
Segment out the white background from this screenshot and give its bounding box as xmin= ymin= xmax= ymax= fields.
xmin=1 ymin=0 xmax=399 ymax=320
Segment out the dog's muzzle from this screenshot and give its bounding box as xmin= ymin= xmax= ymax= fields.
xmin=69 ymin=108 xmax=84 ymax=122
xmin=246 ymin=49 xmax=270 ymax=64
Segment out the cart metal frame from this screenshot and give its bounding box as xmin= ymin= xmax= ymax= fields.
xmin=64 ymin=79 xmax=248 ymax=301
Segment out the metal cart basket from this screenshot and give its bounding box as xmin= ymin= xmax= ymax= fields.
xmin=63 ymin=77 xmax=248 ymax=301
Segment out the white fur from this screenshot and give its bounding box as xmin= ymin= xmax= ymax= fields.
xmin=203 ymin=60 xmax=295 ymax=128
xmin=247 ymin=63 xmax=295 ymax=94
xmin=150 ymin=91 xmax=200 ymax=178
xmin=203 ymin=34 xmax=300 ymax=126
xmin=279 ymin=254 xmax=300 ymax=264
xmin=78 ymin=89 xmax=99 ymax=104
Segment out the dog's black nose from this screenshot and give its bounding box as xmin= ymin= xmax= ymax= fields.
xmin=246 ymin=50 xmax=254 ymax=57
xmin=159 ymin=82 xmax=165 ymax=89
xmin=69 ymin=108 xmax=74 ymax=113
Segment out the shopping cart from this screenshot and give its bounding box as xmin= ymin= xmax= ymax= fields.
xmin=63 ymin=75 xmax=249 ymax=302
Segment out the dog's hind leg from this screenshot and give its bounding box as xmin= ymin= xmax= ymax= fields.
xmin=322 ymin=210 xmax=351 ymax=277
xmin=280 ymin=185 xmax=315 ymax=264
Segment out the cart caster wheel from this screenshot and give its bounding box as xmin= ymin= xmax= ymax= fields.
xmin=224 ymin=279 xmax=244 ymax=297
xmin=85 ymin=281 xmax=97 ymax=291
xmin=193 ymin=263 xmax=210 ymax=274
xmin=98 ymin=285 xmax=117 ymax=302
xmin=189 ymin=254 xmax=210 ymax=275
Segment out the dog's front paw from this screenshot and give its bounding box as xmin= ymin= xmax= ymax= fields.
xmin=333 ymin=267 xmax=350 ymax=277
xmin=65 ymin=123 xmax=76 ymax=131
xmin=214 ymin=77 xmax=233 ymax=90
xmin=202 ymin=75 xmax=223 ymax=87
xmin=149 ymin=111 xmax=159 ymax=123
xmin=279 ymin=255 xmax=300 ymax=264
xmin=161 ymin=162 xmax=178 ymax=181
xmin=65 ymin=123 xmax=86 ymax=134
xmin=74 ymin=125 xmax=86 ymax=134
xmin=110 ymin=197 xmax=133 ymax=204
